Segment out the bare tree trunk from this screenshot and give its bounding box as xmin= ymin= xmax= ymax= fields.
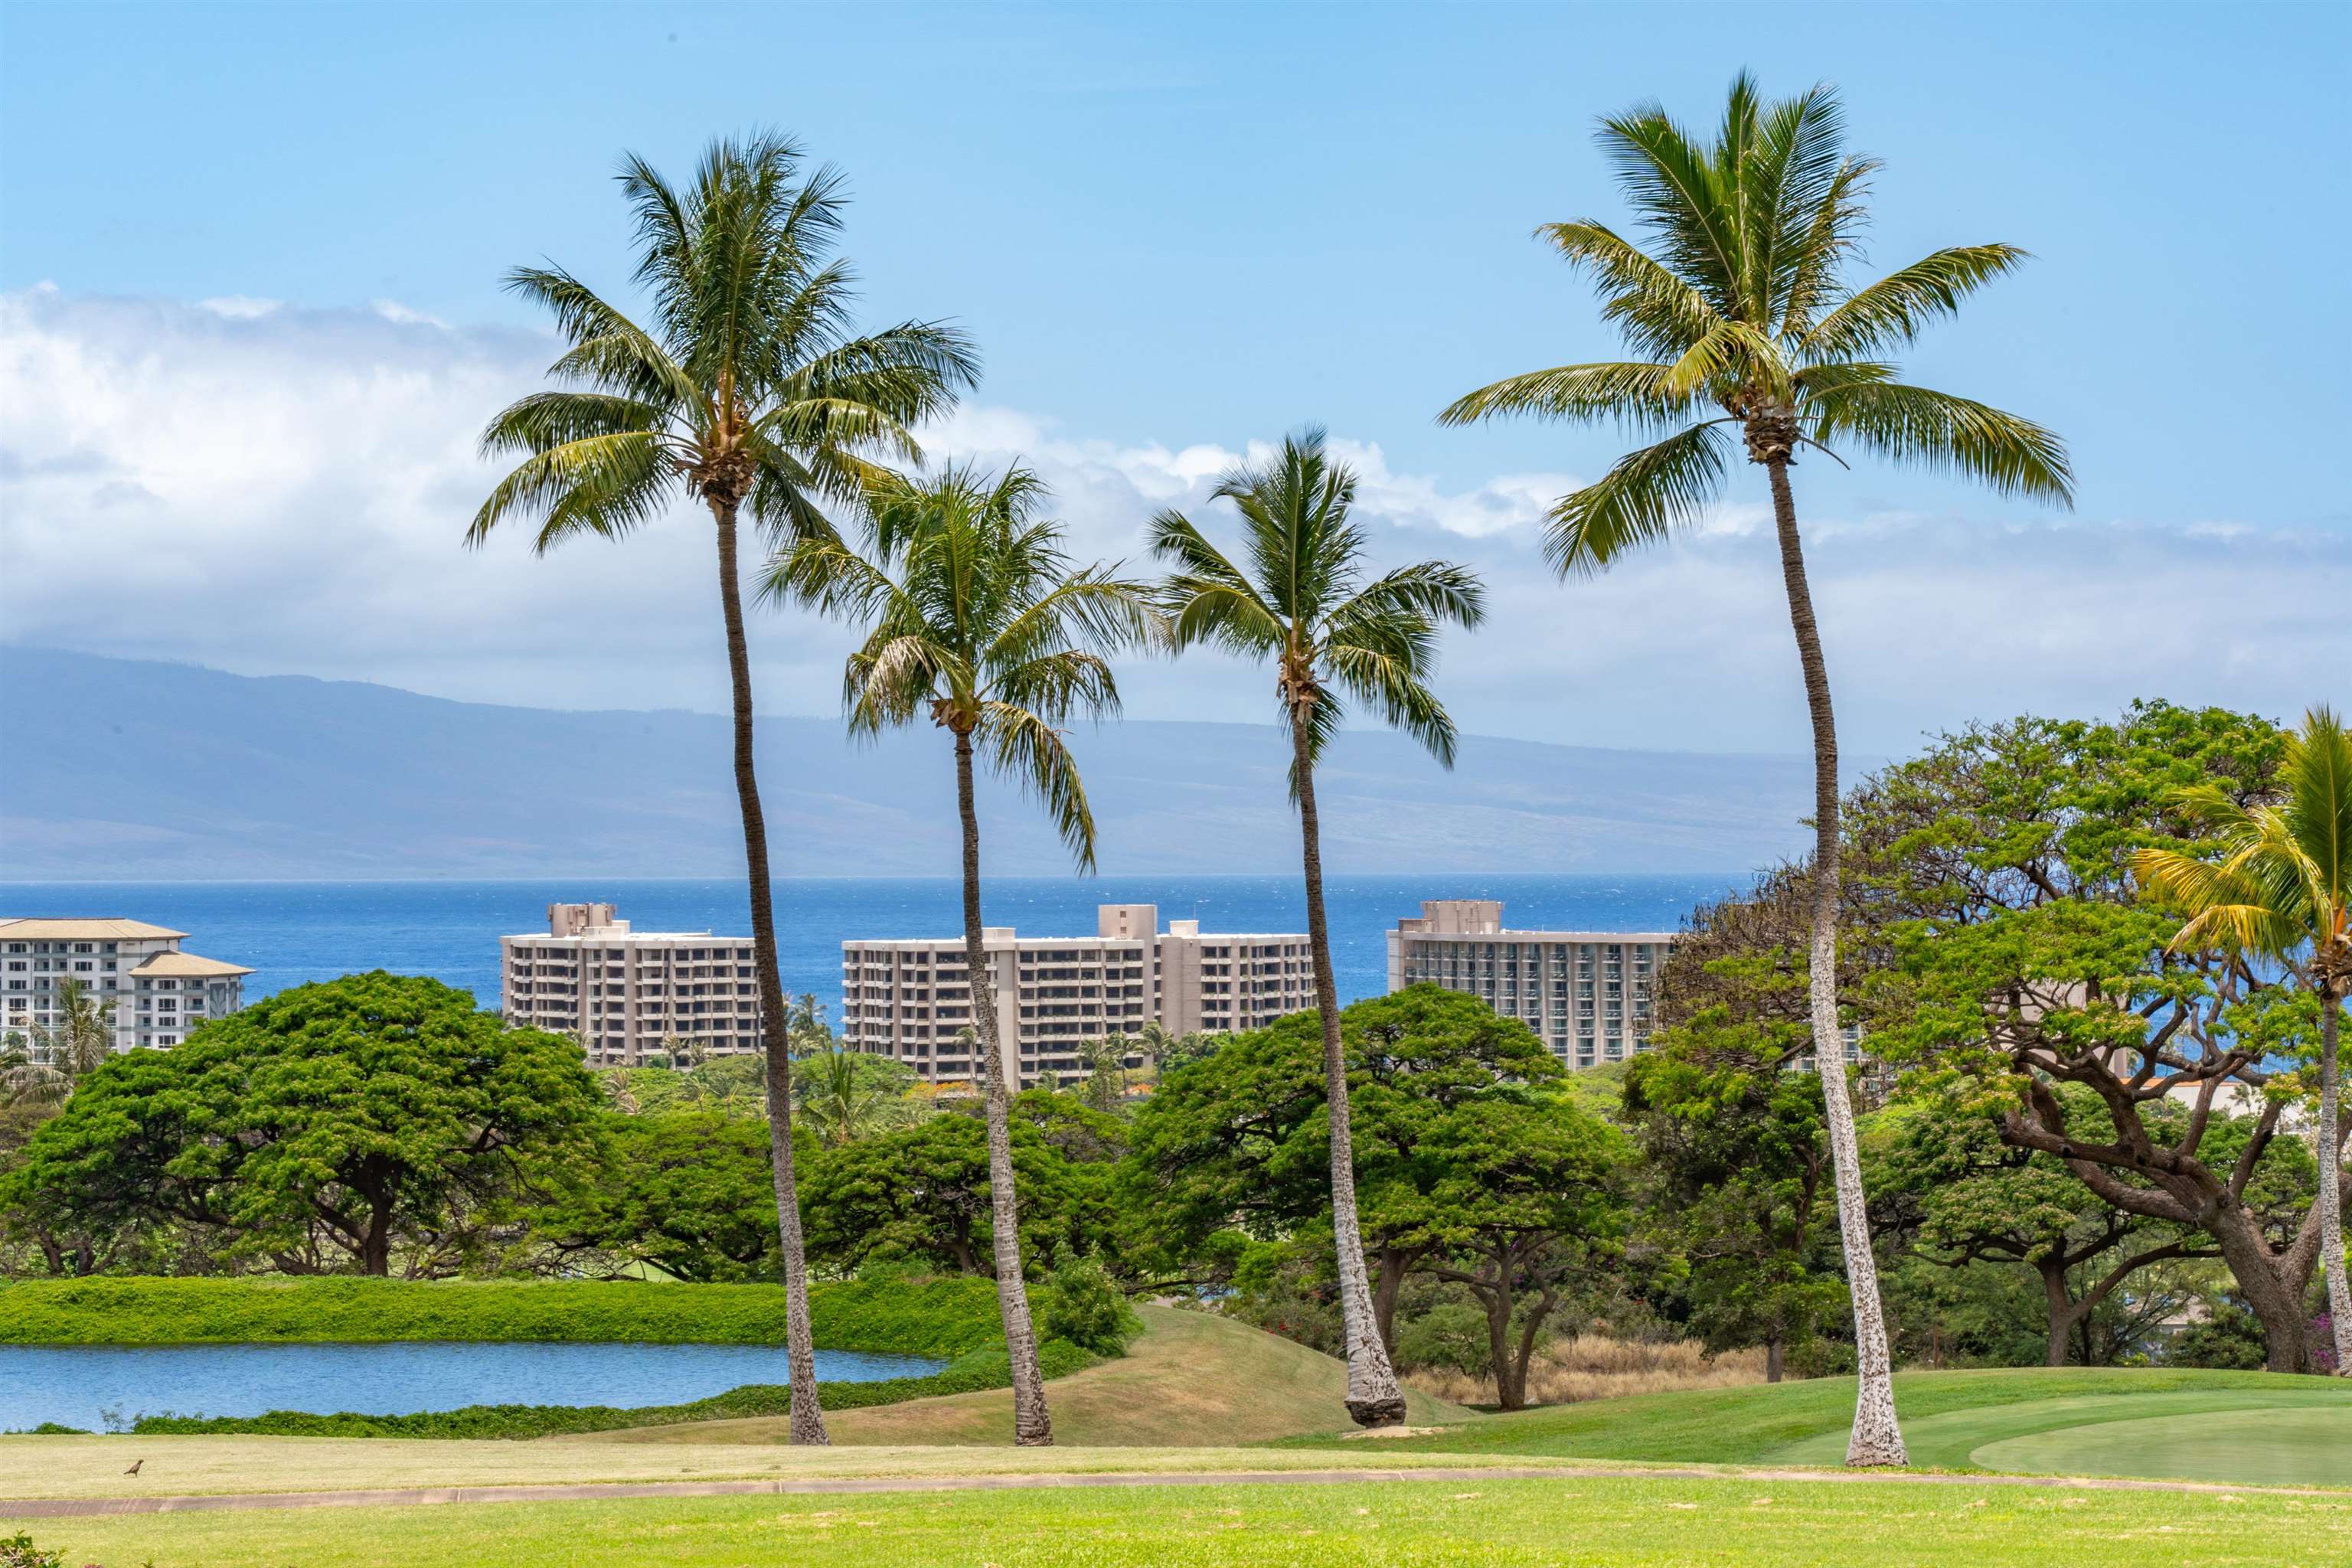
xmin=714 ymin=502 xmax=828 ymax=1446
xmin=1292 ymin=713 xmax=1408 ymax=1428
xmin=956 ymin=729 xmax=1053 ymax=1445
xmin=2040 ymin=1260 xmax=2077 ymax=1367
xmin=2318 ymin=992 xmax=2350 ymax=1374
xmin=1764 ymin=453 xmax=1906 ymax=1466
xmin=2206 ymin=1193 xmax=2312 ymax=1374
xmin=1765 ymin=1337 xmax=1785 ymax=1384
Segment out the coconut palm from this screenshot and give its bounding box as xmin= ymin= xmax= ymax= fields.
xmin=467 ymin=133 xmax=978 ymax=1446
xmin=1439 ymin=74 xmax=2070 ymax=1464
xmin=21 ymin=978 xmax=116 ymax=1090
xmin=2132 ymin=706 xmax=2352 ymax=1375
xmin=768 ymin=461 xmax=1158 ymax=1444
xmin=1151 ymin=428 xmax=1484 ymax=1426
xmin=795 ymin=1044 xmax=920 ymax=1147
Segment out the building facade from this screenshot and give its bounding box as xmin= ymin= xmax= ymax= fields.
xmin=841 ymin=903 xmax=1315 ymax=1088
xmin=1386 ymin=900 xmax=1675 ymax=1068
xmin=500 ymin=902 xmax=762 ymax=1066
xmin=0 ymin=917 xmax=252 ymax=1052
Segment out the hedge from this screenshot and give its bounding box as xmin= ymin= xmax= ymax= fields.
xmin=0 ymin=1276 xmax=1003 ymax=1357
xmin=124 ymin=1340 xmax=1099 ymax=1439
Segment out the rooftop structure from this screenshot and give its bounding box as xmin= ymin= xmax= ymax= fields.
xmin=843 ymin=903 xmax=1315 ymax=1089
xmin=0 ymin=916 xmax=253 ymax=1053
xmin=500 ymin=902 xmax=762 ymax=1067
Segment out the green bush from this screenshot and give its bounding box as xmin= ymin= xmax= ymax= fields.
xmin=1394 ymin=1302 xmax=1493 ymax=1377
xmin=126 ymin=1339 xmax=1099 ymax=1439
xmin=1037 ymin=1253 xmax=1141 ymax=1356
xmin=0 ymin=1276 xmax=1003 ymax=1357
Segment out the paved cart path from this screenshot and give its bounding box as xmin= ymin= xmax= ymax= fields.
xmin=8 ymin=1461 xmax=2345 ymax=1517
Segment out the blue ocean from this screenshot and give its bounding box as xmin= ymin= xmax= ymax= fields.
xmin=0 ymin=875 xmax=1737 ymax=1014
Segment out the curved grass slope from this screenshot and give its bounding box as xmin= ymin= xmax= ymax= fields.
xmin=1285 ymin=1366 xmax=2352 ymax=1486
xmin=0 ymin=1276 xmax=1001 ymax=1357
xmin=580 ymin=1305 xmax=1474 ymax=1447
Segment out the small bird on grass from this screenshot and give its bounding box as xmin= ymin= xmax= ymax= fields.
xmin=123 ymin=1460 xmax=143 ymax=1476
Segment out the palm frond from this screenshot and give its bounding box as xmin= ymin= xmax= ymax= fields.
xmin=1544 ymin=421 xmax=1732 ymax=576
xmin=1436 ymin=359 xmax=1694 ymax=434
xmin=1339 ymin=560 xmax=1487 ymax=632
xmin=1324 ymin=624 xmax=1459 ymax=769
xmin=1530 ymin=221 xmax=1720 ymax=357
xmin=979 ymin=701 xmax=1099 ymax=870
xmin=466 ymin=431 xmax=671 ymax=553
xmin=1803 ymin=245 xmax=2034 ymax=361
xmin=1147 ymin=511 xmax=1287 ymax=657
xmin=1807 ymin=380 xmax=2073 ymax=504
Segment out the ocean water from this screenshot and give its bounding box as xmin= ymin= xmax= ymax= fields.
xmin=0 ymin=874 xmax=1737 ymax=1013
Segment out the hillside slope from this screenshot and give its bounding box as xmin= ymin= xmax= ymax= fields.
xmin=0 ymin=646 xmax=1810 ymax=878
xmin=577 ymin=1305 xmax=1472 ymax=1447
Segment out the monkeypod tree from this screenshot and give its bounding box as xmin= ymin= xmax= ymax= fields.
xmin=9 ymin=974 xmax=601 ymax=1277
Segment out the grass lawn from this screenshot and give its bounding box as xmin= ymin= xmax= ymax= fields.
xmin=12 ymin=1474 xmax=2345 ymax=1568
xmin=1281 ymin=1366 xmax=2352 ymax=1485
xmin=578 ymin=1305 xmax=1471 ymax=1446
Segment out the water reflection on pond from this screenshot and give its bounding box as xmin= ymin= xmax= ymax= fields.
xmin=0 ymin=1341 xmax=942 ymax=1431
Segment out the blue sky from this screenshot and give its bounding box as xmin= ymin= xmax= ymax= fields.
xmin=1 ymin=2 xmax=2343 ymax=754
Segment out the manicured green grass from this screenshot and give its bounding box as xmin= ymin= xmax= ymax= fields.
xmin=11 ymin=1475 xmax=2337 ymax=1567
xmin=1967 ymin=1406 xmax=2352 ymax=1489
xmin=0 ymin=1275 xmax=1003 ymax=1356
xmin=1281 ymin=1365 xmax=2352 ymax=1481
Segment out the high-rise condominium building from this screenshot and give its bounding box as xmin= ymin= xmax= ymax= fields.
xmin=0 ymin=917 xmax=253 ymax=1052
xmin=500 ymin=903 xmax=762 ymax=1066
xmin=1386 ymin=900 xmax=1675 ymax=1069
xmin=842 ymin=903 xmax=1315 ymax=1089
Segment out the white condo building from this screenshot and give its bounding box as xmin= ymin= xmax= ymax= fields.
xmin=1387 ymin=900 xmax=1675 ymax=1068
xmin=0 ymin=917 xmax=253 ymax=1052
xmin=842 ymin=903 xmax=1315 ymax=1089
xmin=500 ymin=902 xmax=763 ymax=1066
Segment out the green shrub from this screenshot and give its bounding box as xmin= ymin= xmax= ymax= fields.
xmin=0 ymin=1276 xmax=1002 ymax=1357
xmin=1394 ymin=1302 xmax=1493 ymax=1377
xmin=1037 ymin=1254 xmax=1140 ymax=1357
xmin=126 ymin=1339 xmax=1099 ymax=1439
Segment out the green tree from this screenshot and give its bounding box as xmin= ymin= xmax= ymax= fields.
xmin=1623 ymin=1030 xmax=1845 ymax=1382
xmin=531 ymin=1112 xmax=787 ymax=1282
xmin=467 ymin=134 xmax=977 ymax=1444
xmin=1440 ymin=75 xmax=2071 ymax=1465
xmin=794 ymin=1044 xmax=921 ymax=1147
xmin=1128 ymin=986 xmax=1618 ymax=1407
xmin=1152 ymin=431 xmax=1484 ymax=1427
xmin=772 ymin=462 xmax=1155 ymax=1446
xmin=4 ymin=978 xmax=117 ymax=1109
xmin=799 ymin=1096 xmax=1119 ymax=1282
xmin=6 ymin=974 xmax=600 ymax=1276
xmin=2132 ymin=705 xmax=2352 ymax=1375
xmin=1854 ymin=704 xmax=2334 ymax=1371
xmin=1875 ymin=1090 xmax=2215 ymax=1366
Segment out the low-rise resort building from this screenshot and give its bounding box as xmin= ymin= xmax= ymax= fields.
xmin=0 ymin=916 xmax=253 ymax=1051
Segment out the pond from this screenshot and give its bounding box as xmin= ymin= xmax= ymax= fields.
xmin=0 ymin=1342 xmax=944 ymax=1432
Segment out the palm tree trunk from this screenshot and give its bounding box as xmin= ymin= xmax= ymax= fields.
xmin=2320 ymin=990 xmax=2350 ymax=1375
xmin=1764 ymin=455 xmax=1906 ymax=1466
xmin=713 ymin=501 xmax=828 ymax=1447
xmin=1291 ymin=711 xmax=1409 ymax=1428
xmin=956 ymin=728 xmax=1054 ymax=1445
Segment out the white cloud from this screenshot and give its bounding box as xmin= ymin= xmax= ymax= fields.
xmin=2 ymin=286 xmax=2344 ymax=758
xmin=197 ymin=295 xmax=283 ymax=319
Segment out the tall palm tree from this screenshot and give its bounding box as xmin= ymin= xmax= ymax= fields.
xmin=1152 ymin=429 xmax=1484 ymax=1426
xmin=1439 ymin=75 xmax=2071 ymax=1464
xmin=795 ymin=1044 xmax=919 ymax=1147
xmin=2133 ymin=706 xmax=2352 ymax=1375
xmin=467 ymin=133 xmax=978 ymax=1446
xmin=769 ymin=462 xmax=1157 ymax=1444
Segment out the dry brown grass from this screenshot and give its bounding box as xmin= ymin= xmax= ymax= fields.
xmin=1403 ymin=1334 xmax=1769 ymax=1408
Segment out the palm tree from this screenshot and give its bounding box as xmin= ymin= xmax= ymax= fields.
xmin=2133 ymin=706 xmax=2352 ymax=1376
xmin=22 ymin=978 xmax=116 ymax=1089
xmin=769 ymin=461 xmax=1157 ymax=1445
xmin=1439 ymin=75 xmax=2070 ymax=1464
xmin=1152 ymin=428 xmax=1484 ymax=1427
xmin=467 ymin=133 xmax=978 ymax=1446
xmin=795 ymin=1044 xmax=919 ymax=1147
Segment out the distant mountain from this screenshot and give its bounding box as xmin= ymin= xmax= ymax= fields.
xmin=0 ymin=647 xmax=1813 ymax=879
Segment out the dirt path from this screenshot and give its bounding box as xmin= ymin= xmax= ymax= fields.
xmin=8 ymin=1462 xmax=2341 ymax=1518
